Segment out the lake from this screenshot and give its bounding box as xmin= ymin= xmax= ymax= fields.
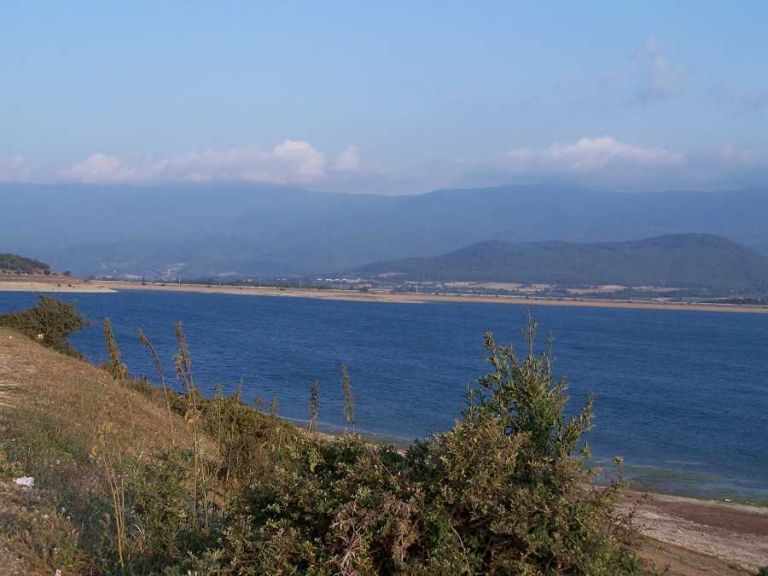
xmin=1 ymin=290 xmax=766 ymax=503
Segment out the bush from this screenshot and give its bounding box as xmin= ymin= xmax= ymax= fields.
xmin=0 ymin=296 xmax=88 ymax=356
xmin=211 ymin=321 xmax=649 ymax=575
xmin=403 ymin=325 xmax=643 ymax=574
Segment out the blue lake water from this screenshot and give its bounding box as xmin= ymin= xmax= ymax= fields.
xmin=1 ymin=290 xmax=767 ymax=503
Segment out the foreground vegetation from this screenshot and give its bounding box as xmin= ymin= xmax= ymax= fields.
xmin=0 ymin=297 xmax=657 ymax=574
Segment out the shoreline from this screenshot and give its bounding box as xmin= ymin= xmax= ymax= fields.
xmin=0 ymin=277 xmax=115 ymax=293
xmin=3 ymin=278 xmax=768 ymax=314
xmin=623 ymin=490 xmax=768 ymax=573
xmin=102 ymin=280 xmax=768 ymax=314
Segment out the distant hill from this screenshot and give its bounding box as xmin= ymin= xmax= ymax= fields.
xmin=1 ymin=183 xmax=768 ymax=278
xmin=353 ymin=234 xmax=768 ymax=291
xmin=0 ymin=253 xmax=50 ymax=275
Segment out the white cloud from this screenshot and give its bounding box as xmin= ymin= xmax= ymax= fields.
xmin=62 ymin=153 xmax=139 ymax=184
xmin=270 ymin=140 xmax=326 ymax=181
xmin=504 ymin=148 xmax=537 ymax=167
xmin=506 ymin=136 xmax=686 ymax=173
xmin=547 ymin=137 xmax=686 ymax=170
xmin=25 ymin=138 xmax=768 ymax=192
xmin=0 ymin=155 xmax=32 ymax=182
xmin=333 ymin=145 xmax=362 ymax=173
xmin=61 ymin=140 xmax=336 ymax=185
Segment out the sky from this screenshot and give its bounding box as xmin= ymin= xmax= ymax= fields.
xmin=1 ymin=1 xmax=767 ymax=194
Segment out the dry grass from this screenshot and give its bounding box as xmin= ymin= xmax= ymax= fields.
xmin=0 ymin=327 xmax=191 ymax=454
xmin=0 ymin=327 xmax=193 ymax=573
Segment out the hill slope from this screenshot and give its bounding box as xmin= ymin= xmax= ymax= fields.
xmin=0 ymin=253 xmax=50 ymax=275
xmin=1 ymin=184 xmax=768 ymax=278
xmin=353 ymin=234 xmax=768 ymax=291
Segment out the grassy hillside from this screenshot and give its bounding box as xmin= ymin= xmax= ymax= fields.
xmin=0 ymin=253 xmax=50 ymax=275
xmin=0 ymin=322 xmax=298 ymax=574
xmin=354 ymin=234 xmax=768 ymax=291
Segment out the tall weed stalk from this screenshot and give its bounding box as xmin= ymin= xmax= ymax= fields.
xmin=173 ymin=321 xmax=206 ymax=528
xmin=341 ymin=364 xmax=355 ymax=432
xmin=102 ymin=317 xmax=127 ymax=382
xmin=308 ymin=380 xmax=319 ymax=434
xmin=91 ymin=422 xmax=127 ymax=569
xmin=137 ymin=328 xmax=176 ymax=443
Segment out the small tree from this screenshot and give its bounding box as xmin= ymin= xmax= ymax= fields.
xmin=341 ymin=364 xmax=355 ymax=432
xmin=0 ymin=295 xmax=88 ymax=356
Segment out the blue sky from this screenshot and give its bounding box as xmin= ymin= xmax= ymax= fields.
xmin=1 ymin=1 xmax=766 ymax=193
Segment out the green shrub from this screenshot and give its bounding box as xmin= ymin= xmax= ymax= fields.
xmin=404 ymin=324 xmax=644 ymax=574
xmin=123 ymin=450 xmax=216 ymax=573
xmin=210 ymin=321 xmax=650 ymax=575
xmin=0 ymin=295 xmax=88 ymax=356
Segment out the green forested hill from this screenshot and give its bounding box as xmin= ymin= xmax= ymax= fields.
xmin=354 ymin=234 xmax=768 ymax=291
xmin=0 ymin=253 xmax=51 ymax=274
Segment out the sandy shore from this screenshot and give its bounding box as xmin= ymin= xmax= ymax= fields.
xmin=0 ymin=276 xmax=115 ymax=293
xmin=625 ymin=491 xmax=768 ymax=573
xmin=3 ymin=276 xmax=766 ymax=313
xmin=96 ymin=280 xmax=768 ymax=314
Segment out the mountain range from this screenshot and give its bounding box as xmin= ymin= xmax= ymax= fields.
xmin=1 ymin=183 xmax=767 ymax=278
